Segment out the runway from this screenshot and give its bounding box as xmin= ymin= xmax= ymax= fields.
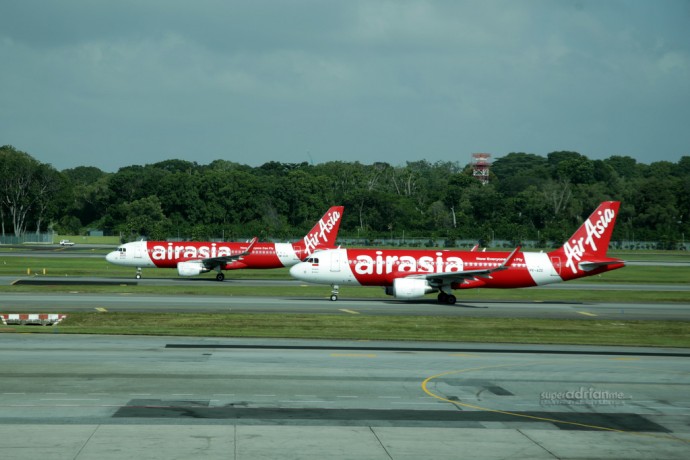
xmin=1 ymin=290 xmax=690 ymax=320
xmin=5 ymin=274 xmax=690 ymax=292
xmin=0 ymin=334 xmax=688 ymax=459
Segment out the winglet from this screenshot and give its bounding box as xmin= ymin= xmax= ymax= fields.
xmin=496 ymin=246 xmax=521 ymax=271
xmin=241 ymin=237 xmax=258 ymax=257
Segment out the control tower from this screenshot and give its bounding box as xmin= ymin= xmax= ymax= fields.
xmin=472 ymin=153 xmax=491 ymax=185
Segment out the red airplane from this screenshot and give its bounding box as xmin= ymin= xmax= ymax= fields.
xmin=106 ymin=206 xmax=344 ymax=281
xmin=290 ymin=201 xmax=624 ymax=303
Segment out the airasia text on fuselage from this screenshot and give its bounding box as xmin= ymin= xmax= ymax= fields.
xmin=149 ymin=242 xmax=239 ymax=261
xmin=351 ymin=251 xmax=524 ymax=275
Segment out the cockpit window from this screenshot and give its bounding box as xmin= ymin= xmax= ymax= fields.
xmin=305 ymin=257 xmax=319 ymax=264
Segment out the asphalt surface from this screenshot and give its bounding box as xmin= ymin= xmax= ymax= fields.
xmin=0 ymin=288 xmax=689 ymax=320
xmin=0 ymin=335 xmax=688 ymax=459
xmin=5 ymin=274 xmax=690 ymax=291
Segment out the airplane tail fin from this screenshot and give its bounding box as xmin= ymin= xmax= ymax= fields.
xmin=298 ymin=206 xmax=344 ymax=255
xmin=550 ymin=201 xmax=624 ymax=278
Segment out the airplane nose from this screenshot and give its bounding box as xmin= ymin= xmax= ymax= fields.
xmin=105 ymin=251 xmax=117 ymax=263
xmin=289 ymin=263 xmax=305 ymax=279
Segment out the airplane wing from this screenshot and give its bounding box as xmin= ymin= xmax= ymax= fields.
xmin=408 ymin=246 xmax=521 ymax=285
xmin=200 ymin=236 xmax=258 ymax=270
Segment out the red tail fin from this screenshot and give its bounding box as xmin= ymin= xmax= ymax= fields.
xmin=298 ymin=206 xmax=344 ymax=255
xmin=550 ymin=201 xmax=620 ymax=277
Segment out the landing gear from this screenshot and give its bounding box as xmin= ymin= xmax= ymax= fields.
xmin=330 ymin=284 xmax=340 ymax=301
xmin=216 ymin=272 xmax=225 ymax=282
xmin=437 ymin=291 xmax=457 ymax=305
xmin=135 ymin=268 xmax=142 ymax=279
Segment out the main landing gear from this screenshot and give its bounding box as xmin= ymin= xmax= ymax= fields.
xmin=216 ymin=272 xmax=225 ymax=282
xmin=330 ymin=284 xmax=340 ymax=301
xmin=437 ymin=291 xmax=457 ymax=305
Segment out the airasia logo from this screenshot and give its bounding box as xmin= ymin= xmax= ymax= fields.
xmin=354 ymin=251 xmax=465 ymax=275
xmin=563 ymin=208 xmax=615 ymax=274
xmin=304 ymin=210 xmax=341 ymax=254
xmin=150 ymin=243 xmax=236 ymax=261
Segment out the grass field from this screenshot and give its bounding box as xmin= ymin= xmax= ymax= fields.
xmin=3 ymin=313 xmax=689 ymax=348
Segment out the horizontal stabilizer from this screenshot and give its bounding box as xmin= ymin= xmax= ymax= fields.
xmin=578 ymin=258 xmax=626 ymax=272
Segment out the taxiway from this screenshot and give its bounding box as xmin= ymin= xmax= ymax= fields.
xmin=1 ymin=289 xmax=689 ymax=320
xmin=0 ymin=334 xmax=688 ymax=459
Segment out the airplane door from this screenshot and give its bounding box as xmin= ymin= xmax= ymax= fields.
xmin=550 ymin=256 xmax=561 ymax=276
xmin=330 ymin=251 xmax=341 ymax=272
xmin=291 ymin=243 xmax=303 ymax=263
xmin=134 ymin=243 xmax=144 ymax=260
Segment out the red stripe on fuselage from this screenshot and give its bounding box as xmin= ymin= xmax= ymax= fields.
xmin=452 ymin=267 xmax=537 ymax=289
xmin=224 ymin=245 xmax=285 ymax=269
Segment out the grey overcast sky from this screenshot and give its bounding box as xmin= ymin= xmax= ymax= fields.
xmin=1 ymin=0 xmax=689 ymax=172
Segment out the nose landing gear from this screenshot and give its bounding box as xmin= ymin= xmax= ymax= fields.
xmin=330 ymin=284 xmax=340 ymax=301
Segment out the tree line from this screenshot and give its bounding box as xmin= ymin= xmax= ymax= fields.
xmin=1 ymin=144 xmax=688 ymax=249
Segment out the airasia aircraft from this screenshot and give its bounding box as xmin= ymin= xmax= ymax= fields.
xmin=106 ymin=206 xmax=343 ymax=281
xmin=290 ymin=201 xmax=624 ymax=304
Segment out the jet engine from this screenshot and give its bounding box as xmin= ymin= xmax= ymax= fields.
xmin=386 ymin=278 xmax=436 ymax=299
xmin=177 ymin=261 xmax=209 ymax=277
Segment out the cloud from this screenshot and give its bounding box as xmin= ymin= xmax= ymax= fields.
xmin=0 ymin=0 xmax=688 ymax=171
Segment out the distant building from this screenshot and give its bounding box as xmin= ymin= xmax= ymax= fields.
xmin=472 ymin=153 xmax=491 ymax=185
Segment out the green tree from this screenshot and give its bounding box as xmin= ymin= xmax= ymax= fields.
xmin=0 ymin=145 xmax=60 ymax=236
xmin=119 ymin=195 xmax=170 ymax=240
xmin=604 ymin=155 xmax=641 ymax=179
xmin=548 ymin=151 xmax=595 ymax=184
xmin=492 ymin=152 xmax=549 ymax=194
xmin=60 ymin=165 xmax=109 ymax=233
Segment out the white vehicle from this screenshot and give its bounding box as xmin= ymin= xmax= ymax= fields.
xmin=59 ymin=240 xmax=75 ymax=246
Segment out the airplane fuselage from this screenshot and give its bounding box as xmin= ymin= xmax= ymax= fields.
xmin=106 ymin=240 xmax=306 ymax=270
xmin=290 ymin=248 xmax=623 ymax=289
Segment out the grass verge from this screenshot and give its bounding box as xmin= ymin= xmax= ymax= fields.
xmin=2 ymin=313 xmax=688 ymax=348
